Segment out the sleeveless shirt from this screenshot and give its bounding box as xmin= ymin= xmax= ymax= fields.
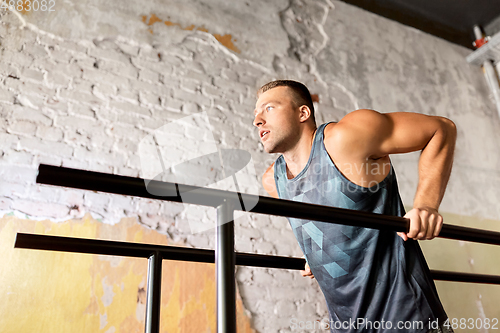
xmin=274 ymin=122 xmax=447 ymax=332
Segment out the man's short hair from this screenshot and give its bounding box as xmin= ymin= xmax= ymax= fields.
xmin=258 ymin=80 xmax=316 ymax=124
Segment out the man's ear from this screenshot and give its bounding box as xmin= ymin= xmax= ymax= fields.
xmin=298 ymin=105 xmax=312 ymax=123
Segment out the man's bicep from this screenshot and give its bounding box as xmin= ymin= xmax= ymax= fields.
xmin=377 ymin=112 xmax=454 ymax=157
xmin=262 ymin=163 xmax=279 ymax=198
xmin=334 ymin=109 xmax=451 ymax=158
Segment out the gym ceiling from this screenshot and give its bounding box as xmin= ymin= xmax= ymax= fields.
xmin=340 ymin=0 xmax=500 ymax=49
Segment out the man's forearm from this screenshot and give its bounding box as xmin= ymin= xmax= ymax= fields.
xmin=413 ymin=117 xmax=457 ymax=210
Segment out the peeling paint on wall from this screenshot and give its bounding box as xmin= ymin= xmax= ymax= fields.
xmin=141 ymin=14 xmax=240 ymax=53
xmin=0 ymin=214 xmax=255 ymax=333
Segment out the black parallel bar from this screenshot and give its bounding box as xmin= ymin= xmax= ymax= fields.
xmin=14 ymin=233 xmax=305 ymax=269
xmin=36 ymin=164 xmax=500 ymax=246
xmin=14 ymin=233 xmax=500 ymax=285
xmin=14 ymin=232 xmax=212 ymax=259
xmin=145 ymin=251 xmax=162 ymax=333
xmin=430 ymin=270 xmax=500 ymax=284
xmin=216 ymin=201 xmax=236 ymax=333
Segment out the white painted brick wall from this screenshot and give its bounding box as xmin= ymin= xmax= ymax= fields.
xmin=3 ymin=0 xmax=497 ymax=330
xmin=0 ymin=13 xmax=322 ymax=332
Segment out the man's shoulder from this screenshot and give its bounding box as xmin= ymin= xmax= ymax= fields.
xmin=262 ymin=163 xmax=278 ymax=198
xmin=322 ymin=121 xmax=346 ymax=156
xmin=322 ymin=121 xmax=337 ymax=140
xmin=321 ymin=112 xmax=393 ymax=186
xmin=323 ymin=109 xmax=378 ymax=136
xmin=323 ymin=109 xmax=384 ymax=158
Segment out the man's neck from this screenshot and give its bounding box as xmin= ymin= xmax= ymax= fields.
xmin=282 ymin=127 xmax=317 ymax=179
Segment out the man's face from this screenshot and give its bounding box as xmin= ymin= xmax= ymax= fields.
xmin=253 ymin=86 xmax=301 ymax=154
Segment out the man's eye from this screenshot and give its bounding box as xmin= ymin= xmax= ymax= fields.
xmin=266 ymin=106 xmax=273 ymax=111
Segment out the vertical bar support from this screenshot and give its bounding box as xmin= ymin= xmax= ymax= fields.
xmin=216 ymin=199 xmax=236 ymax=333
xmin=145 ymin=251 xmax=162 ymax=333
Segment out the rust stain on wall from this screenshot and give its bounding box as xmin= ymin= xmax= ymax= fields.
xmin=142 ymin=14 xmax=241 ymax=53
xmin=213 ymin=33 xmax=239 ymax=54
xmin=0 ymin=214 xmax=254 ymax=332
xmin=5 ymin=0 xmax=32 ymax=15
xmin=142 ymin=13 xmax=163 ymax=26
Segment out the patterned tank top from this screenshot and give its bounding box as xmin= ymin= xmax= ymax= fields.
xmin=274 ymin=122 xmax=447 ymax=332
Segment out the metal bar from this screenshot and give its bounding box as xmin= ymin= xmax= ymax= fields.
xmin=216 ymin=201 xmax=236 ymax=333
xmin=15 ymin=233 xmax=500 ymax=285
xmin=145 ymin=251 xmax=162 ymax=333
xmin=14 ymin=232 xmax=211 ymax=259
xmin=430 ymin=270 xmax=500 ymax=285
xmin=36 ymin=165 xmax=500 ymax=246
xmin=14 ymin=233 xmax=304 ymax=269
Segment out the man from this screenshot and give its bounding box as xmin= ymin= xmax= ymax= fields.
xmin=254 ymin=80 xmax=456 ymax=332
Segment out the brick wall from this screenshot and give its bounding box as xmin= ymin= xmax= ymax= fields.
xmin=0 ymin=8 xmax=333 ymax=332
xmin=2 ymin=0 xmax=500 ymax=331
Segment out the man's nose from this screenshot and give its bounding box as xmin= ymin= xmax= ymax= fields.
xmin=253 ymin=113 xmax=265 ymax=127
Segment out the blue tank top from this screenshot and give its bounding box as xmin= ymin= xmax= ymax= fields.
xmin=274 ymin=122 xmax=447 ymax=332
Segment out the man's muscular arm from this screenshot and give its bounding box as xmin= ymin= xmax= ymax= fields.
xmin=328 ymin=109 xmax=457 ymax=241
